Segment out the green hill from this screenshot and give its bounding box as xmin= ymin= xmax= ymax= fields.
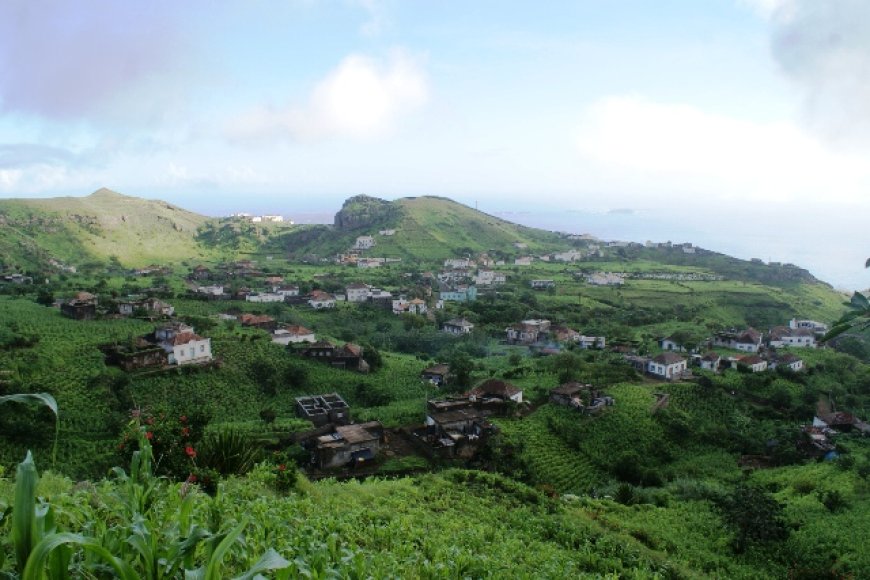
xmin=282 ymin=194 xmax=566 ymax=261
xmin=0 ymin=188 xmax=212 ymax=269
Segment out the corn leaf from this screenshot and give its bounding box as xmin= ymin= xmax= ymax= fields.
xmin=12 ymin=451 xmax=38 ymax=571
xmin=22 ymin=533 xmax=138 ymax=580
xmin=232 ymin=548 xmax=291 ymax=580
xmin=0 ymin=393 xmax=57 ymax=417
xmin=203 ymin=519 xmax=248 ymax=580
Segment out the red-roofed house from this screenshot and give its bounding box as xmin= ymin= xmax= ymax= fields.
xmin=467 ymin=379 xmax=523 ymax=403
xmin=272 ymin=325 xmax=316 ymax=345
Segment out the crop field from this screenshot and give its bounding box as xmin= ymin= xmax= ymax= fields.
xmin=495 ymin=412 xmax=608 ymax=494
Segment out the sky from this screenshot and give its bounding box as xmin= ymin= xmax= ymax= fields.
xmin=0 ymin=0 xmax=868 ymax=288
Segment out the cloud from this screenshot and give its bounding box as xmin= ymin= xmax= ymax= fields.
xmin=753 ymin=0 xmax=870 ymax=145
xmin=0 ymin=144 xmax=77 ymax=169
xmin=0 ymin=1 xmax=191 ymax=121
xmin=576 ymin=95 xmax=870 ymax=205
xmin=737 ymin=0 xmax=792 ymax=18
xmin=352 ymin=0 xmax=390 ymax=37
xmin=227 ymin=50 xmax=428 ymax=143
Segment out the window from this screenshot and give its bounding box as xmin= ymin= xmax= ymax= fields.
xmin=200 ymin=345 xmax=205 ymax=353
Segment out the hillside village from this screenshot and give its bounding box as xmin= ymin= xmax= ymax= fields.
xmin=1 ymin=191 xmax=869 ymax=578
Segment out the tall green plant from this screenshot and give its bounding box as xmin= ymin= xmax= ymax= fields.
xmin=5 ymin=448 xmax=290 ymax=578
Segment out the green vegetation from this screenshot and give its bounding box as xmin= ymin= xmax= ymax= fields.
xmin=1 ymin=190 xmax=869 ymax=577
xmin=0 ymin=188 xmax=213 ymax=269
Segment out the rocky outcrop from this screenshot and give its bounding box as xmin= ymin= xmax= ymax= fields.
xmin=333 ymin=195 xmax=401 ymax=231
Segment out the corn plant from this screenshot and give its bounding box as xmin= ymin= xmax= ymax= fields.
xmin=2 ymin=447 xmax=290 ymax=579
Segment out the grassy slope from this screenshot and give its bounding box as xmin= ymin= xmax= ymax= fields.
xmin=381 ymin=196 xmax=565 ymax=259
xmin=282 ymin=195 xmax=567 ymax=262
xmin=0 ymin=188 xmax=212 ymax=268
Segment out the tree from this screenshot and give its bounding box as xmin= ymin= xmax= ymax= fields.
xmin=35 ymin=287 xmax=54 ymax=306
xmin=716 ymin=483 xmax=789 ymax=554
xmin=548 ymin=351 xmax=583 ymax=383
xmin=447 ymin=351 xmax=474 ymax=388
xmin=360 ymin=342 xmax=383 ymax=372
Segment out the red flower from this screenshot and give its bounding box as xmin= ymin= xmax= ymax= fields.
xmin=185 ymin=446 xmax=197 ymax=458
xmin=278 ymin=464 xmax=286 ymax=472
xmin=187 ymin=473 xmax=197 ymax=483
xmin=145 ymin=431 xmax=154 ymax=440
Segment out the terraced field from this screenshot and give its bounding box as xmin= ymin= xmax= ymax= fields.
xmin=495 ymin=411 xmax=608 ymax=494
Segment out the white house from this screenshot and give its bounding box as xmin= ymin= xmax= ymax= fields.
xmin=699 ymin=352 xmax=721 ymax=372
xmin=789 ymin=318 xmax=829 ymax=335
xmin=585 ymin=272 xmax=624 ymax=286
xmin=275 ymin=285 xmax=300 ymax=297
xmin=246 ymin=292 xmax=285 ymax=303
xmin=444 ymin=258 xmax=472 ymax=269
xmin=734 ymin=355 xmax=768 ymax=373
xmin=713 ymin=328 xmax=763 ymax=353
xmin=357 ymin=258 xmax=383 ymax=268
xmin=648 ymin=353 xmax=688 ymax=380
xmin=354 ymin=236 xmax=376 ymax=250
xmin=346 ymin=283 xmax=371 ymax=303
xmin=368 ymin=288 xmax=393 ymax=301
xmin=506 ymin=319 xmax=550 ymax=344
xmin=530 ymin=280 xmax=555 ymax=289
xmin=553 ymin=250 xmax=584 ymax=262
xmin=659 ymin=337 xmax=687 ymax=352
xmin=768 ymin=326 xmax=817 ymax=349
xmin=474 ymin=270 xmax=506 ymax=286
xmin=195 ymin=285 xmax=226 ymax=297
xmin=514 ymin=256 xmax=533 ymax=266
xmin=272 ymin=325 xmax=316 ymax=345
xmin=308 ymin=291 xmax=336 ymax=309
xmin=394 ymin=297 xmax=428 ymax=315
xmin=443 ymin=318 xmax=475 ymax=335
xmin=770 ymin=353 xmax=804 ymax=372
xmin=379 ymin=229 xmax=395 ymax=236
xmin=155 ymin=323 xmax=212 ymax=366
xmin=577 ymin=335 xmax=606 ymax=349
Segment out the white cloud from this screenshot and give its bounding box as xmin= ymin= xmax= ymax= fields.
xmin=227 ymin=50 xmax=428 ymax=144
xmin=576 ymin=95 xmax=870 ymax=205
xmin=352 ymin=0 xmax=389 ymax=37
xmin=742 ymin=0 xmax=870 ymax=146
xmin=737 ymin=0 xmax=793 ymax=19
xmin=0 ymin=169 xmax=22 ymax=190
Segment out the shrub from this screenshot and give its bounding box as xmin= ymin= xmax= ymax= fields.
xmin=196 ymin=428 xmax=263 ymax=477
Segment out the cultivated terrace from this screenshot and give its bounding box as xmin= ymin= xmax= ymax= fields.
xmin=0 ymin=191 xmax=869 ymax=577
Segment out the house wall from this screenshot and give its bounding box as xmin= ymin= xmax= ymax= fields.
xmin=171 ymin=339 xmax=212 ymax=365
xmin=734 ymin=341 xmax=761 ymax=353
xmin=346 ymin=286 xmax=371 ymax=302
